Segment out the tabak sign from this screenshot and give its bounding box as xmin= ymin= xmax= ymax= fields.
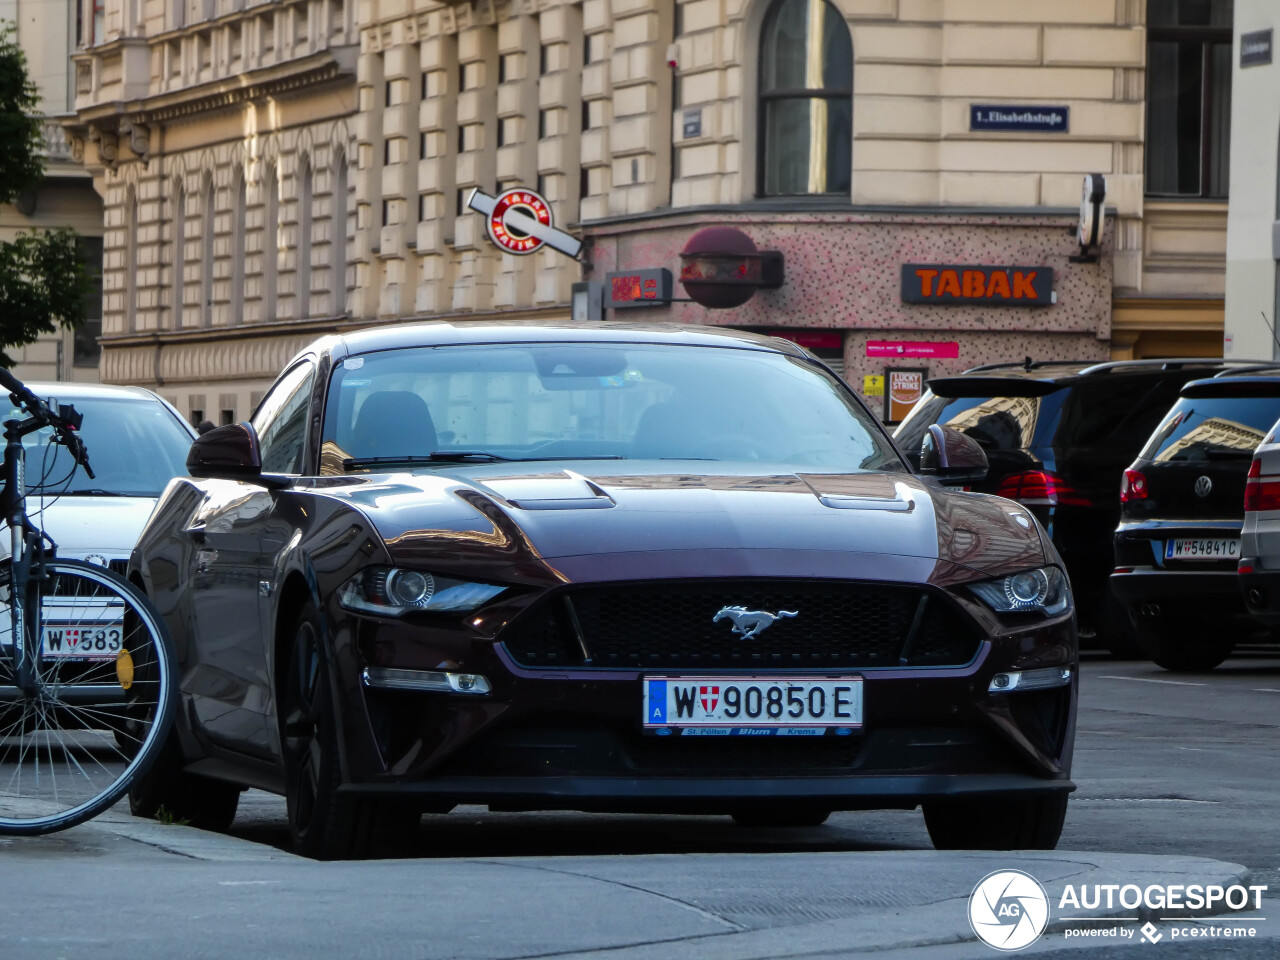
xmin=901 ymin=264 xmax=1054 ymax=307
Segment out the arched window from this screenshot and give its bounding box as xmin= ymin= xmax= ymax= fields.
xmin=171 ymin=183 xmax=185 ymax=327
xmin=296 ymin=159 xmax=312 ymax=319
xmin=330 ymin=149 xmax=347 ymax=316
xmin=231 ymin=172 xmax=246 ymax=321
xmin=758 ymin=0 xmax=852 ymax=196
xmin=263 ymin=163 xmax=278 ymax=321
xmin=201 ymin=176 xmax=215 ymax=325
xmin=123 ymin=186 xmax=137 ymax=331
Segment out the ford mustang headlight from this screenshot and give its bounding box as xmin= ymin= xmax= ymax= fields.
xmin=338 ymin=567 xmax=506 ymax=616
xmin=968 ymin=566 xmax=1071 ymax=616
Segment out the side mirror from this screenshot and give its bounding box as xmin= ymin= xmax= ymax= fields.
xmin=920 ymin=424 xmax=988 ymax=486
xmin=187 ymin=422 xmax=264 ymax=480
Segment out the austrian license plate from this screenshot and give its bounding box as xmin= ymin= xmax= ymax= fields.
xmin=643 ymin=677 xmax=862 ymax=731
xmin=41 ymin=622 xmax=123 ymax=658
xmin=1164 ymin=538 xmax=1240 ymax=560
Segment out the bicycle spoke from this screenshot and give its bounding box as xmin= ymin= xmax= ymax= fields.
xmin=0 ymin=561 xmax=174 ymax=833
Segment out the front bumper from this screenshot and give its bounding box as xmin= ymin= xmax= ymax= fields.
xmin=339 ymin=771 xmax=1074 ymax=812
xmin=329 ymin=597 xmax=1078 ymax=810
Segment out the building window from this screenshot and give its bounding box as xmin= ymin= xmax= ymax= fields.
xmin=757 ymin=0 xmax=852 ymax=197
xmin=123 ymin=186 xmax=138 ymax=331
xmin=171 ymin=185 xmax=185 ymax=327
xmin=263 ymin=164 xmax=278 ymax=320
xmin=1145 ymin=0 xmax=1233 ymax=199
xmin=297 ymin=160 xmax=312 ymax=319
xmin=332 ymin=150 xmax=348 ymax=316
xmin=74 ymin=236 xmax=103 ymax=367
xmin=231 ymin=174 xmax=246 ymax=321
xmin=201 ymin=177 xmax=214 ymax=326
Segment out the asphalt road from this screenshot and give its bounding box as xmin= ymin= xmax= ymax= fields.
xmin=2 ymin=650 xmax=1276 ymax=959
xmin=226 ymin=650 xmax=1280 ymax=889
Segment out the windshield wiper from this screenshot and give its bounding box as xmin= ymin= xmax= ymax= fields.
xmin=344 ymin=452 xmax=516 ymax=469
xmin=34 ymin=488 xmax=135 ymax=497
xmin=344 ymin=452 xmax=629 ymax=470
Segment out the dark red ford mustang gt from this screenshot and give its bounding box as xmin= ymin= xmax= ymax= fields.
xmin=128 ymin=322 xmax=1077 ymax=858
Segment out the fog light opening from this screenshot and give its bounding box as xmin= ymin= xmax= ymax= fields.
xmin=361 ymin=666 xmax=492 ymax=695
xmin=989 ymin=667 xmax=1072 ymax=694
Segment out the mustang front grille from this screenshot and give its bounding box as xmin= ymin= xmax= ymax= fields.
xmin=500 ymin=580 xmax=982 ymax=670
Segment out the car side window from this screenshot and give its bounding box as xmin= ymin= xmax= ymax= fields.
xmin=252 ymin=361 xmax=316 ymax=475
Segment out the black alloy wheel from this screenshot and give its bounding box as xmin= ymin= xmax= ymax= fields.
xmin=280 ymin=601 xmax=417 ymax=859
xmin=922 ymin=792 xmax=1068 ymax=850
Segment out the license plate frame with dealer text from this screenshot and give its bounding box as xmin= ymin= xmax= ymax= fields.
xmin=643 ymin=676 xmax=863 ymax=730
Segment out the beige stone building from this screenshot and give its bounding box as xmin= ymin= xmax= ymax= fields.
xmin=68 ymin=0 xmax=1233 ymax=424
xmin=1 ymin=0 xmax=104 ymax=383
xmin=1224 ymin=0 xmax=1278 ymax=360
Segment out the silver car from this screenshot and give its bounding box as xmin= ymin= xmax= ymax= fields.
xmin=1239 ymin=414 xmax=1280 ymax=632
xmin=1 ymin=383 xmax=196 ymax=570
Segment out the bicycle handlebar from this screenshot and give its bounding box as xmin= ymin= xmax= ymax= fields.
xmin=0 ymin=367 xmax=95 ymax=480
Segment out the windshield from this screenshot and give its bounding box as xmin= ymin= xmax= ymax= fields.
xmin=894 ymin=390 xmax=1064 ymax=469
xmin=1139 ymin=396 xmax=1280 ymax=462
xmin=10 ymin=395 xmax=193 ymax=497
xmin=321 ymin=343 xmax=903 ymax=474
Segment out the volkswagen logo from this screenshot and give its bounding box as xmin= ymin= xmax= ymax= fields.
xmin=968 ymin=869 xmax=1049 ymax=951
xmin=1194 ymin=476 xmax=1213 ymax=498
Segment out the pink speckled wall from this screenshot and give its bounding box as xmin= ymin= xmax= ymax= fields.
xmin=584 ymin=210 xmax=1113 ymax=417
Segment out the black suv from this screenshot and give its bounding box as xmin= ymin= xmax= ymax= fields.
xmin=1111 ymin=371 xmax=1280 ymax=670
xmin=895 ymin=358 xmax=1242 ymax=653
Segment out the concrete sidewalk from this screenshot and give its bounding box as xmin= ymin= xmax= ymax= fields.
xmin=0 ymin=811 xmax=1262 ymax=960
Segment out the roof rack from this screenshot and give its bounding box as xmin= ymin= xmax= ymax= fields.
xmin=962 ymin=359 xmax=1086 ymax=374
xmin=1210 ymin=362 xmax=1280 ymax=378
xmin=1074 ymin=357 xmax=1251 ymax=376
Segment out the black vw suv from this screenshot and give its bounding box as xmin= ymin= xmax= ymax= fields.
xmin=1111 ymin=370 xmax=1280 ymax=670
xmin=896 ymin=358 xmax=1242 ymax=655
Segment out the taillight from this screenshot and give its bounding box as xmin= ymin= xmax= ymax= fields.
xmin=1243 ymin=458 xmax=1280 ymax=512
xmin=994 ymin=470 xmax=1092 ymax=507
xmin=1120 ymin=468 xmax=1148 ymax=503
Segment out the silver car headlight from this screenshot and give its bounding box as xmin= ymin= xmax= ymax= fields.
xmin=968 ymin=566 xmax=1071 ymax=617
xmin=338 ymin=567 xmax=506 ymax=617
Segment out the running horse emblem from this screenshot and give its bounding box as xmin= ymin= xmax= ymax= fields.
xmin=712 ymin=606 xmax=798 ymax=640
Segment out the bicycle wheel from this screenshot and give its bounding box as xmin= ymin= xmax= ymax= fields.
xmin=0 ymin=558 xmax=176 ymax=834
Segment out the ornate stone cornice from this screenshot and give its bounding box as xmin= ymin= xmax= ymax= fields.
xmin=72 ymin=48 xmax=356 ymax=129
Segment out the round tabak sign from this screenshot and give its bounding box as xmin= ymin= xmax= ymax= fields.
xmin=487 ymin=188 xmax=553 ymax=255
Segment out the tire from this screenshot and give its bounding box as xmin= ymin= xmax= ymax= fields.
xmin=280 ymin=601 xmax=417 ymax=859
xmin=1132 ymin=614 xmax=1234 ymax=671
xmin=731 ymin=805 xmax=831 ymax=828
xmin=923 ymin=792 xmax=1068 ymax=851
xmin=1100 ymin=596 xmax=1143 ymax=660
xmin=0 ymin=559 xmax=177 ymax=835
xmin=128 ymin=732 xmax=241 ymax=832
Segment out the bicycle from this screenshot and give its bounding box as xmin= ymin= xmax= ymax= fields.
xmin=0 ymin=366 xmax=176 ymax=834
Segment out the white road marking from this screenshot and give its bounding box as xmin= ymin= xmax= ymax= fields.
xmin=1096 ymin=675 xmax=1207 ymax=686
xmin=217 ymin=880 xmax=281 ymax=886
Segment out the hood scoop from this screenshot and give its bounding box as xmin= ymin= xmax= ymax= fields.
xmin=477 ymin=471 xmax=615 ymax=511
xmin=799 ymin=474 xmax=916 ymax=512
